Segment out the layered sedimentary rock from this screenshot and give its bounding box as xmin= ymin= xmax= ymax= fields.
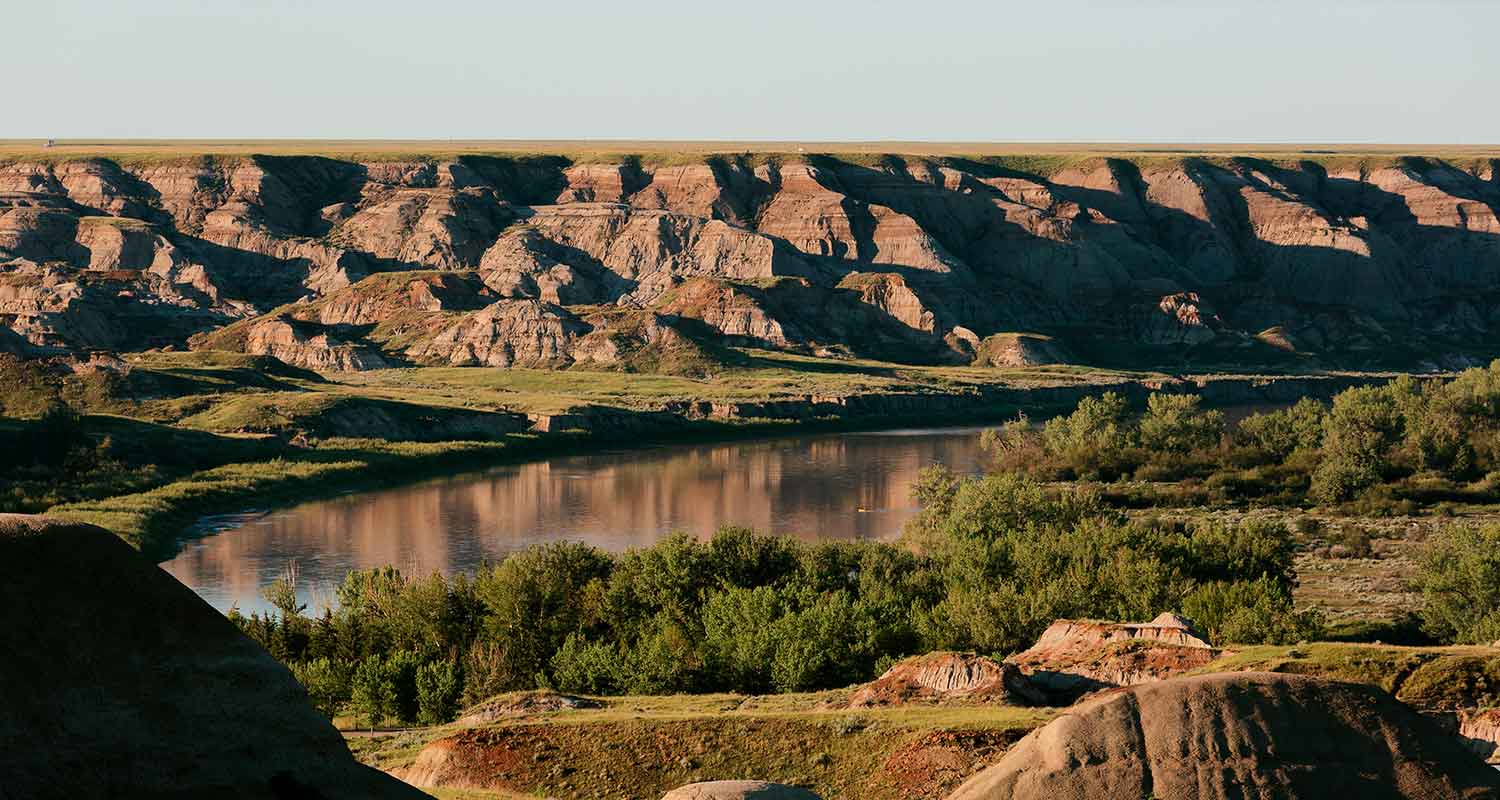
xmin=5 ymin=152 xmax=1500 ymax=370
xmin=1005 ymin=613 xmax=1223 ymax=701
xmin=946 ymin=672 xmax=1500 ymax=800
xmin=846 ymin=652 xmax=1045 ymax=708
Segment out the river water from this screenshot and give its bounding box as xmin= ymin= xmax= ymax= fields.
xmin=160 ymin=426 xmax=990 ymax=614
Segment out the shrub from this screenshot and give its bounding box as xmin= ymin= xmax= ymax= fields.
xmin=1041 ymin=391 xmax=1132 ymax=477
xmin=1181 ymin=577 xmax=1322 ymax=646
xmin=1138 ymin=393 xmax=1224 ymax=454
xmin=1310 ymin=386 xmax=1404 ymax=505
xmin=1235 ymin=398 xmax=1325 ymax=460
xmin=550 ymin=633 xmax=620 ymax=694
xmin=1414 ymin=524 xmax=1500 ymax=644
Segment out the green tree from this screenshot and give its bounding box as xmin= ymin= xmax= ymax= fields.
xmin=1138 ymin=393 xmax=1224 ymax=454
xmin=474 ymin=542 xmax=612 ymax=688
xmin=350 ymin=656 xmax=396 ymax=730
xmin=1414 ymin=524 xmax=1500 ymax=644
xmin=415 ymin=659 xmax=463 ymax=725
xmin=1235 ymin=398 xmax=1325 ymax=460
xmin=701 ymin=585 xmax=782 ymax=692
xmin=1310 ymin=386 xmax=1403 ymax=504
xmin=290 ymin=657 xmax=348 ymax=719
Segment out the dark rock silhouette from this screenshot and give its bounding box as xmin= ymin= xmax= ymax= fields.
xmin=0 ymin=514 xmax=428 ymax=799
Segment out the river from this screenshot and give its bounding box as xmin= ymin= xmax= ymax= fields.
xmin=161 ymin=425 xmax=991 ymax=614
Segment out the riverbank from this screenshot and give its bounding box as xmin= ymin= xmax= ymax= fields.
xmin=32 ymin=349 xmax=1410 ymax=560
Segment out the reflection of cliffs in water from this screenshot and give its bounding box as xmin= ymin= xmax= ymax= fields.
xmin=161 ymin=428 xmax=988 ymax=613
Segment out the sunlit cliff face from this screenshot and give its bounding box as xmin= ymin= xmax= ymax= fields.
xmin=161 ymin=427 xmax=989 ymax=613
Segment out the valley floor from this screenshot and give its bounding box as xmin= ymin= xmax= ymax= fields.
xmin=349 ymin=642 xmax=1500 ymax=800
xmin=27 ymin=347 xmax=1373 ymax=557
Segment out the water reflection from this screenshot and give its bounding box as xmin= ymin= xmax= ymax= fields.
xmin=161 ymin=426 xmax=989 ymax=613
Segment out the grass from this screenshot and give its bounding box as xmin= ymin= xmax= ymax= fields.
xmin=24 ymin=347 xmax=1151 ymax=557
xmin=3 ymin=141 xmax=1496 ymax=178
xmin=349 ymin=691 xmax=1057 ymax=800
xmin=14 ymin=344 xmax=1440 ymax=564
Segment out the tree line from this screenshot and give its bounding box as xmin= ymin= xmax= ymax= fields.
xmin=235 ymin=473 xmax=1314 ymax=726
xmin=986 ymin=360 xmax=1500 ymax=512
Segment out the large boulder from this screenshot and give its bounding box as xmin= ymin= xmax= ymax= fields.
xmin=946 ymin=672 xmax=1500 ymax=800
xmin=661 ymin=780 xmax=822 ymax=799
xmin=0 ymin=514 xmax=428 ymax=799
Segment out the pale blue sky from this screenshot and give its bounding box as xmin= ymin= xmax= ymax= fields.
xmin=12 ymin=0 xmax=1497 ymax=142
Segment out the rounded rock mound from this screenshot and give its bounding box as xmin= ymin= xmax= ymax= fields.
xmin=946 ymin=671 xmax=1500 ymax=800
xmin=847 ymin=651 xmax=1044 ymax=708
xmin=661 ymin=780 xmax=822 ymax=800
xmin=0 ymin=514 xmax=426 ymax=799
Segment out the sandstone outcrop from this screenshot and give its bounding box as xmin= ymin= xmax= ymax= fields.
xmin=969 ymin=333 xmax=1071 ymax=367
xmin=660 ymin=781 xmax=822 ymax=800
xmin=945 ymin=672 xmax=1500 ymax=800
xmin=1005 ymin=613 xmax=1223 ymax=701
xmin=0 ymin=514 xmax=428 ymax=799
xmin=7 ymin=152 xmax=1500 ymax=370
xmin=1457 ymin=707 xmax=1500 ymax=762
xmin=847 ymin=652 xmax=1045 ymax=708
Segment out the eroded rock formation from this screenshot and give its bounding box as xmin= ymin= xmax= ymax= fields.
xmin=945 ymin=672 xmax=1500 ymax=800
xmin=847 ymin=652 xmax=1045 ymax=708
xmin=5 ymin=152 xmax=1500 ymax=370
xmin=1005 ymin=613 xmax=1223 ymax=702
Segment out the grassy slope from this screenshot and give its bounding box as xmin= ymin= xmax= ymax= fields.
xmin=353 ymin=641 xmax=1500 ymax=799
xmin=351 ymin=692 xmax=1055 ymax=800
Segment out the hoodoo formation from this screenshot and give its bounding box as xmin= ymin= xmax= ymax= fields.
xmin=4 ymin=152 xmax=1500 ymax=372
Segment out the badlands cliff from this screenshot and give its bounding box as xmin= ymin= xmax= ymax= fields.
xmin=4 ymin=151 xmax=1500 ymax=371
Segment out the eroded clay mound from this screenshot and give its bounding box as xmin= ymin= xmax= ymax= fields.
xmin=0 ymin=514 xmax=427 ymax=800
xmin=945 ymin=672 xmax=1500 ymax=800
xmin=456 ymin=690 xmax=601 ymax=726
xmin=969 ymin=333 xmax=1072 ymax=367
xmin=1005 ymin=612 xmax=1222 ymax=701
xmin=661 ymin=780 xmax=822 ymax=799
xmin=847 ymin=652 xmax=1045 ymax=708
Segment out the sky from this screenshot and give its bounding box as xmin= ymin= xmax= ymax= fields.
xmin=11 ymin=0 xmax=1498 ymax=143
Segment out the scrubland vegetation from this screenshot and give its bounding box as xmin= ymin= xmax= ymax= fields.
xmin=986 ymin=361 xmax=1500 ymax=513
xmin=234 ymin=474 xmax=1313 ymax=727
xmin=218 ymin=360 xmax=1500 ymax=727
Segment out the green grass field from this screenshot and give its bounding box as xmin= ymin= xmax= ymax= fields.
xmin=3 ymin=139 xmax=1497 ymax=176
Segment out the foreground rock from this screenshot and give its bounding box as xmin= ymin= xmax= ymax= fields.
xmin=661 ymin=781 xmax=822 ymax=800
xmin=847 ymin=652 xmax=1045 ymax=708
xmin=1005 ymin=612 xmax=1222 ymax=701
xmin=946 ymin=672 xmax=1500 ymax=800
xmin=0 ymin=514 xmax=427 ymax=799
